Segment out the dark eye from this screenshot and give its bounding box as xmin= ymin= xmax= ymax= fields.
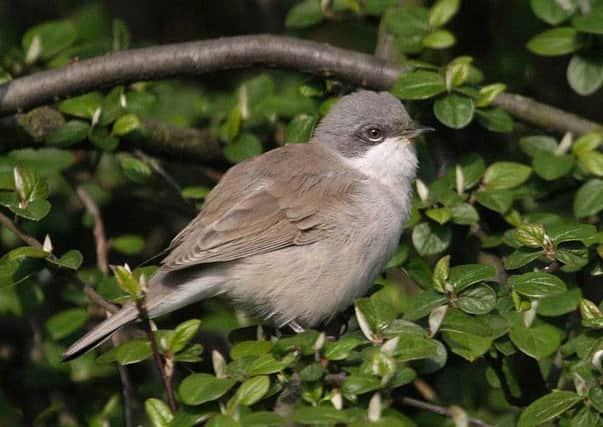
xmin=364 ymin=127 xmax=384 ymax=142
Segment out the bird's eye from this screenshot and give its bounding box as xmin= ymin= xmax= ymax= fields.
xmin=364 ymin=127 xmax=384 ymax=142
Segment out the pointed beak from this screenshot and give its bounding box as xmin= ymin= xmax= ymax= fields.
xmin=400 ymin=125 xmax=435 ymax=140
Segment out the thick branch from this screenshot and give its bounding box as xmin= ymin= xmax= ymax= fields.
xmin=0 ymin=35 xmax=600 ymax=136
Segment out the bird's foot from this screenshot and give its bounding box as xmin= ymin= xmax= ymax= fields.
xmin=288 ymin=320 xmax=305 ymax=334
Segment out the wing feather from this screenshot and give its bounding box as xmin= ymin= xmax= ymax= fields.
xmin=161 ymin=144 xmax=364 ymax=271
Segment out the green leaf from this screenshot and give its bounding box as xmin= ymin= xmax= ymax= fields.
xmin=7 ymin=148 xmax=76 ymax=172
xmin=90 ymin=127 xmax=119 ymax=152
xmin=55 ymin=249 xmax=83 ymax=270
xmin=517 ymin=391 xmax=582 ymax=427
xmin=473 ymin=107 xmax=513 ymax=132
xmin=363 ymin=0 xmax=399 ymax=15
xmin=285 ymin=0 xmax=324 ymax=28
xmin=385 ymin=244 xmax=410 ymax=268
xmin=47 ymin=120 xmax=90 ymax=147
xmin=324 ymin=334 xmax=365 ymax=360
xmin=475 ymin=83 xmax=506 ymax=107
xmin=22 ymin=20 xmax=77 ymax=61
xmin=483 ymin=162 xmax=532 ymax=190
xmin=181 ymin=186 xmax=210 ymax=200
xmin=115 ymin=338 xmax=152 ymax=365
xmin=207 ymin=415 xmax=239 ymax=427
xmin=423 ymin=30 xmax=455 ymax=49
xmin=433 ymin=94 xmax=474 ymax=129
xmin=392 ymin=71 xmax=446 ymax=100
xmin=456 ymin=153 xmax=486 ymax=189
xmin=441 ymin=330 xmax=492 ymax=361
xmin=432 ymin=255 xmax=450 ymax=293
xmin=224 ymin=133 xmax=263 ymax=164
xmin=386 ymin=6 xmax=429 ymax=36
xmin=425 ymin=207 xmax=452 ymax=224
xmin=457 ymin=284 xmax=497 ymax=315
xmin=440 ymin=308 xmax=492 ymax=337
xmin=574 ymin=179 xmax=603 ymax=218
xmin=547 ymin=223 xmax=596 ymax=244
xmin=404 ymin=291 xmax=448 ymax=321
xmin=293 ymin=406 xmax=351 ymax=425
xmin=530 ymin=0 xmax=575 ymax=25
xmin=167 ymin=319 xmax=201 ymax=353
xmin=520 ymin=135 xmax=558 ymax=157
xmin=11 ymin=199 xmax=52 ymax=221
xmin=533 ymin=152 xmax=575 ymax=180
xmin=573 ymin=132 xmax=603 ymax=155
xmin=411 ymin=222 xmax=451 ymax=256
xmin=342 ymin=375 xmax=381 ymax=396
xmin=119 ymin=155 xmax=151 ymax=184
xmin=111 ymin=235 xmax=145 ymax=255
xmin=145 ymin=398 xmax=173 ymax=427
xmin=509 ymin=272 xmax=567 ymax=298
xmin=577 ymin=150 xmax=603 ymax=176
xmin=429 ymin=0 xmax=460 ymax=27
xmin=57 ymin=93 xmax=102 ymax=119
xmin=504 ymin=249 xmax=544 ymax=270
xmin=572 ymin=7 xmax=603 ymax=34
xmin=46 ymin=308 xmax=89 ymax=340
xmin=395 ymin=333 xmax=441 ymax=361
xmin=235 ymin=375 xmax=270 ymax=406
xmin=527 ymin=27 xmax=582 ymax=56
xmin=451 ymin=203 xmax=479 ymax=224
xmin=567 ymin=55 xmax=603 ymax=96
xmin=448 ymin=264 xmax=496 ymax=292
xmin=230 ymin=340 xmax=272 ymax=360
xmin=112 ymin=113 xmax=141 ymax=136
xmin=285 ymin=114 xmax=317 ymax=144
xmin=247 ymin=353 xmax=295 ymax=375
xmin=179 ymin=373 xmax=236 ymax=406
xmin=509 ymin=322 xmax=561 ymax=359
xmin=7 ymin=246 xmax=48 ymax=261
xmin=240 ymin=412 xmax=284 ymax=427
xmin=538 ymin=287 xmax=582 ymax=316
xmin=113 ymin=265 xmax=140 ymax=297
xmin=516 ymin=223 xmax=546 ymax=248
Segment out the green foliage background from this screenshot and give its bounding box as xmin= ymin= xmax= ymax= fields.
xmin=1 ymin=0 xmax=603 ymax=426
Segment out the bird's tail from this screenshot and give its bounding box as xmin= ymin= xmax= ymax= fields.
xmin=62 ymin=305 xmax=138 ymax=361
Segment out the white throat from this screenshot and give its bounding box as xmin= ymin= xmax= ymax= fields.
xmin=342 ymin=137 xmax=418 ymax=191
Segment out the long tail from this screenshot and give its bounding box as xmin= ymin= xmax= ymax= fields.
xmin=62 ymin=305 xmax=138 ymax=361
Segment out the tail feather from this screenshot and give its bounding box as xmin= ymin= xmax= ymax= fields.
xmin=62 ymin=305 xmax=138 ymax=361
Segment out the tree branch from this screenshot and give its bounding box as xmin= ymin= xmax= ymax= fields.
xmin=398 ymin=397 xmax=493 ymax=427
xmin=76 ymin=186 xmax=109 ymax=275
xmin=0 ymin=35 xmax=600 ymax=135
xmin=0 ymin=107 xmax=223 ymax=164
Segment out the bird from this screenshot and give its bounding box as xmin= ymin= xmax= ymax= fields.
xmin=63 ymin=90 xmax=432 ymax=361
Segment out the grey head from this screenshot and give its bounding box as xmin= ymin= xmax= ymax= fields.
xmin=313 ymin=90 xmax=430 ymax=157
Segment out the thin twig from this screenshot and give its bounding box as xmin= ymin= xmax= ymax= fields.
xmin=399 ymin=397 xmax=493 ymax=427
xmin=0 ymin=35 xmax=599 ymax=135
xmin=0 ymin=209 xmax=43 ymax=249
xmin=75 ymin=185 xmax=134 ymax=427
xmin=136 ymin=296 xmax=178 ymax=412
xmin=76 ymin=186 xmax=109 ymax=275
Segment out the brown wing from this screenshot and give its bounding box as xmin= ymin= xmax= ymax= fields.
xmin=160 ymin=144 xmax=364 ymax=271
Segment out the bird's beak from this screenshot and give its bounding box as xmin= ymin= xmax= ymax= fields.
xmin=400 ymin=126 xmax=435 ymax=140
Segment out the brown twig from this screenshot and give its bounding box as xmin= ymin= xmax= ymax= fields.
xmin=76 ymin=186 xmax=109 ymax=275
xmin=0 ymin=35 xmax=599 ymax=135
xmin=399 ymin=396 xmax=493 ymax=427
xmin=136 ymin=296 xmax=178 ymax=412
xmin=75 ymin=185 xmax=134 ymax=427
xmin=0 ymin=209 xmax=44 ymax=249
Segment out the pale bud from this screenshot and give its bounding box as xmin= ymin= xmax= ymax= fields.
xmin=239 ymin=85 xmax=249 ymax=120
xmin=592 ymin=350 xmax=603 ymax=371
xmin=25 ymin=36 xmax=42 ymax=64
xmin=455 ymin=164 xmax=464 ymax=195
xmin=119 ymin=93 xmax=127 ymax=108
xmin=450 ymin=405 xmax=468 ymax=427
xmin=367 ymin=393 xmax=382 ymax=422
xmin=212 ymin=350 xmax=227 ymax=378
xmin=429 ymin=305 xmax=448 ymax=337
xmin=557 ymin=132 xmax=573 ymax=154
xmin=91 ymin=107 xmax=102 ymax=127
xmin=330 ymin=390 xmax=343 ymax=410
xmin=522 ymin=300 xmax=538 ymax=328
xmin=416 ymin=179 xmax=429 ymax=202
xmin=313 ymin=332 xmax=326 ymax=352
xmin=13 ymin=167 xmax=26 ymax=206
xmin=43 ymin=234 xmax=53 ymax=253
xmin=381 ymin=336 xmax=399 ymax=356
